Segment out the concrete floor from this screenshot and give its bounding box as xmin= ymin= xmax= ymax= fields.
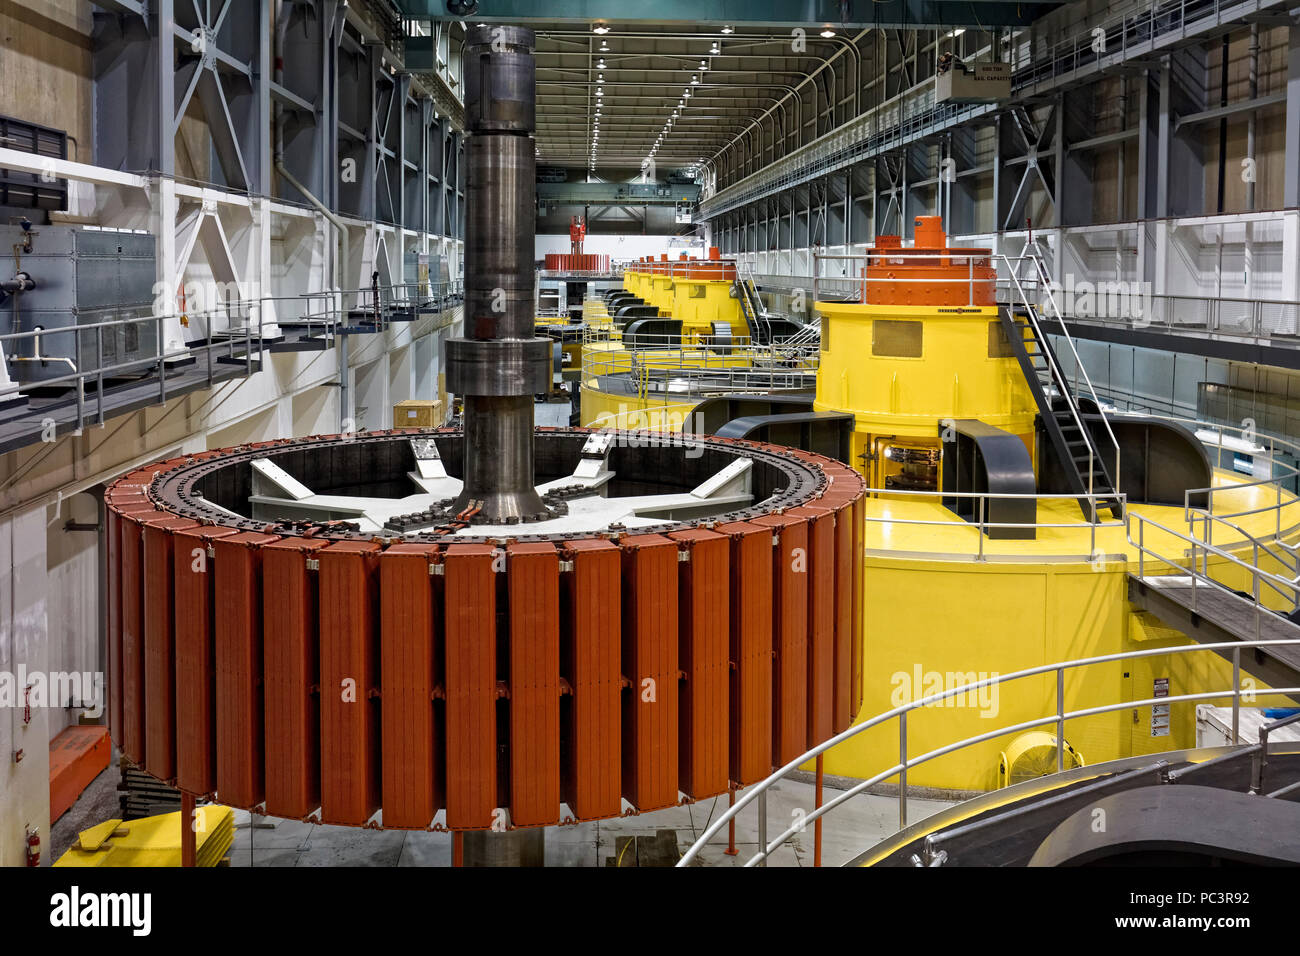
xmin=222 ymin=779 xmax=954 ymax=868
xmin=53 ymin=756 xmax=956 ymax=867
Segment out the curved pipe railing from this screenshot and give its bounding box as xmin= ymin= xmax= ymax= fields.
xmin=677 ymin=638 xmax=1300 ymax=867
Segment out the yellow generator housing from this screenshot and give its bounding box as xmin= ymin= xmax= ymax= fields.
xmin=814 ymin=301 xmax=1039 ymax=489
xmin=672 ymin=251 xmax=744 ymax=340
xmin=806 ymin=218 xmax=1300 ymax=791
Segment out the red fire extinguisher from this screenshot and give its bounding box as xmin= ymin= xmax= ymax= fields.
xmin=25 ymin=827 xmax=40 ymax=867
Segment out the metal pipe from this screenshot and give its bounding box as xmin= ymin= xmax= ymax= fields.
xmin=0 ymin=272 xmax=34 ymax=295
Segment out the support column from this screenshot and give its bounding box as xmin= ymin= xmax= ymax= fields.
xmin=461 ymin=829 xmax=545 ymax=867
xmin=447 ymin=26 xmax=550 ymax=522
xmin=1283 ymin=26 xmax=1300 ymax=307
xmin=1154 ymin=62 xmax=1172 ymax=298
xmin=181 ymin=792 xmax=196 ymax=868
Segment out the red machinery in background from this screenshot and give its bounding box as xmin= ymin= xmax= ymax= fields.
xmin=542 ymin=215 xmax=610 ymax=272
xmin=569 ymin=215 xmax=585 ymax=257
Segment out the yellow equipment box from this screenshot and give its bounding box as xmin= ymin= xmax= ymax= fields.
xmin=393 ymin=399 xmax=445 ymax=428
xmin=55 ymin=805 xmax=235 ymax=867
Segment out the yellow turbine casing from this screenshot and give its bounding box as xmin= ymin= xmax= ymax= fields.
xmin=649 ymin=273 xmax=674 ymax=311
xmin=813 ymin=301 xmax=1038 ymax=437
xmin=673 ymin=277 xmax=744 ymax=338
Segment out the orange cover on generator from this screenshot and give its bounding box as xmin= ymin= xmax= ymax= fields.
xmin=318 ymin=541 xmax=383 ymax=826
xmin=717 ymin=521 xmax=774 ymax=784
xmin=172 ymin=524 xmax=238 ymax=796
xmin=507 ymin=542 xmax=561 ymax=826
xmin=262 ymin=538 xmax=330 ymax=820
xmin=619 ymin=534 xmax=679 ymax=812
xmin=788 ymin=505 xmax=837 ymax=747
xmin=753 ymin=514 xmax=809 ymax=766
xmin=667 ymin=529 xmax=730 ymax=800
xmin=141 ymin=516 xmax=197 ymax=780
xmin=443 ymin=544 xmax=498 ymax=829
xmin=378 ymin=543 xmax=441 ymax=829
xmin=562 ymin=539 xmax=622 ymax=821
xmin=213 ymin=533 xmax=278 ymax=809
xmin=49 ymin=726 xmax=111 ymax=822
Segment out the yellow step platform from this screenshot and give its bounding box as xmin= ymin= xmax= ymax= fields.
xmin=54 ymin=805 xmax=235 ymax=867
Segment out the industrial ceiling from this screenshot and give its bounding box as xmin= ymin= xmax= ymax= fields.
xmin=395 ymin=4 xmax=1061 ymax=173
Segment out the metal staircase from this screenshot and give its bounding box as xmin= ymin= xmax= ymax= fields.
xmin=775 ymin=314 xmax=821 ymax=351
xmin=734 ymin=263 xmax=768 ymax=335
xmin=999 ymin=259 xmax=1123 ymax=522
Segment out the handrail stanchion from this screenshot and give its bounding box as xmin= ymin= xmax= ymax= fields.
xmin=814 ymin=755 xmax=824 ymax=867
xmin=74 ymin=326 xmax=84 ymax=432
xmin=96 ymin=325 xmax=105 ymax=425
xmin=725 ymin=789 xmax=738 ymax=856
xmin=757 ymin=790 xmax=768 ymax=868
xmin=1255 ymin=549 xmax=1262 ymax=642
xmin=1056 ymin=667 xmax=1066 ymax=772
xmin=157 ymin=314 xmax=167 ymax=405
xmin=899 ymin=711 xmax=908 ymax=829
xmin=1232 ymin=647 xmax=1242 ymax=743
xmin=977 ymin=495 xmax=985 ymax=561
xmin=1191 ymin=538 xmax=1199 ymax=611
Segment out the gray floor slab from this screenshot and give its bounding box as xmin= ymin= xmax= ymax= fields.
xmin=52 ymin=760 xmax=958 ymax=868
xmin=220 ymin=781 xmax=958 ymax=867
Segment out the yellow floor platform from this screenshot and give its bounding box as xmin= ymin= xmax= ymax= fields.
xmin=54 ymin=806 xmax=235 ymax=867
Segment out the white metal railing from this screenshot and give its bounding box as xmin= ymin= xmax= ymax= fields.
xmin=775 ymin=314 xmax=821 ymax=353
xmin=1129 ymin=510 xmax=1300 ymax=636
xmin=995 ymin=274 xmax=1300 ymax=340
xmin=677 ymin=638 xmax=1300 ymax=867
xmin=734 ymin=260 xmax=769 ymax=324
xmin=1016 ymin=253 xmax=1122 ymax=518
xmin=1189 ymin=510 xmax=1299 ymax=585
xmin=811 ymin=247 xmax=991 ymax=308
xmin=859 ymin=486 xmax=1127 ymax=560
xmin=581 ymin=334 xmax=819 ymax=403
xmin=1168 ymin=415 xmax=1300 ymax=533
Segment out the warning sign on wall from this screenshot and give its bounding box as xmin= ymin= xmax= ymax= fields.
xmin=1151 ymin=677 xmax=1170 ymax=737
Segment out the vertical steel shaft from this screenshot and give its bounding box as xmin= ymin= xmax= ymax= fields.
xmin=448 ymin=25 xmax=550 ymax=522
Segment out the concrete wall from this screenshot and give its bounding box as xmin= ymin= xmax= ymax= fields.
xmin=0 ymin=0 xmax=94 ymax=159
xmin=0 ymin=506 xmax=52 ymax=867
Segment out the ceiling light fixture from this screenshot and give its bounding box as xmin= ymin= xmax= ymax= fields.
xmin=820 ymin=28 xmax=836 ymax=38
xmin=592 ymin=24 xmax=610 ymax=34
xmin=721 ymin=25 xmax=733 ymax=34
